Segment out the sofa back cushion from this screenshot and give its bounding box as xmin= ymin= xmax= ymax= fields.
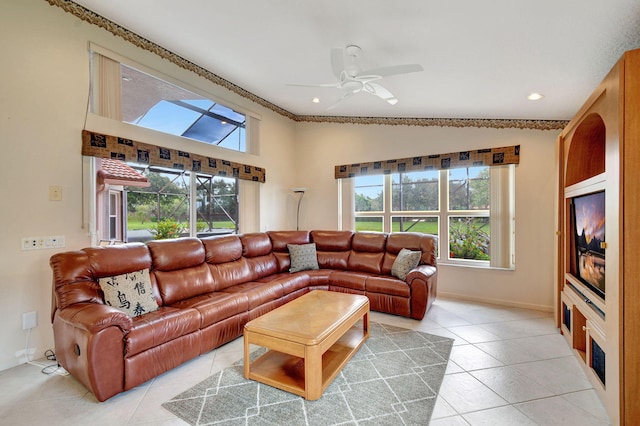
xmin=310 ymin=230 xmax=353 ymax=270
xmin=348 ymin=232 xmax=387 ymax=274
xmin=50 ymin=243 xmax=153 ymax=315
xmin=240 ymin=233 xmax=279 ymax=279
xmin=147 ymin=238 xmax=215 ymax=305
xmin=202 ymin=235 xmax=254 ymax=289
xmin=202 ymin=235 xmax=242 ymax=264
xmin=267 ymin=231 xmax=311 ymax=272
xmin=86 ymin=244 xmax=157 ymax=303
xmin=50 ymin=250 xmax=99 ymax=316
xmin=86 ymin=243 xmax=152 ymax=277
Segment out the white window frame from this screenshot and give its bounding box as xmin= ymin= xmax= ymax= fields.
xmin=108 ymin=190 xmax=123 ymax=241
xmin=88 ymin=43 xmax=261 ymax=155
xmin=345 ymin=165 xmax=515 ymax=269
xmin=83 ymin=44 xmax=262 ymax=245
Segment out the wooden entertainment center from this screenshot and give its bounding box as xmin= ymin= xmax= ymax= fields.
xmin=556 ymin=48 xmax=640 ymax=425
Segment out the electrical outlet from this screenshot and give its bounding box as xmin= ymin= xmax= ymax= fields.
xmin=21 ymin=235 xmax=65 ymax=250
xmin=54 ymin=235 xmax=65 ymax=247
xmin=21 ymin=238 xmax=33 ymax=250
xmin=22 ymin=311 xmax=37 ymax=330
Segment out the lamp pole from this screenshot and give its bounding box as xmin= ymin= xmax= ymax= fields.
xmin=291 ymin=188 xmax=307 ymax=231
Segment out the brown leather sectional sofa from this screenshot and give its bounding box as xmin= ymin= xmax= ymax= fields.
xmin=49 ymin=230 xmax=437 ymax=401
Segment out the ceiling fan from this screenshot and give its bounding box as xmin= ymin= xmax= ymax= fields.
xmin=289 ymin=45 xmax=424 ymax=108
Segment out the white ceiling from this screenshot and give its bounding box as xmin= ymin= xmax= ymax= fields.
xmin=71 ymin=0 xmax=640 ymax=121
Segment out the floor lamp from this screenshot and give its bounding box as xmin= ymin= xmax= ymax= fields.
xmin=291 ymin=188 xmax=307 ymax=231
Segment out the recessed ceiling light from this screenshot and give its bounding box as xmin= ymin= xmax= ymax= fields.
xmin=527 ymin=93 xmax=544 ymax=101
xmin=312 ymin=97 xmax=320 ymax=104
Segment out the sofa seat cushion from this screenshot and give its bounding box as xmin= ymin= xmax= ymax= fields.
xmin=220 ymin=281 xmax=284 ymax=310
xmin=328 ymin=271 xmax=371 ymax=291
xmin=170 ymin=292 xmax=249 ymax=328
xmin=303 ymin=269 xmax=333 ymax=286
xmin=256 ymin=272 xmax=310 ymax=295
xmin=125 ymin=306 xmax=201 ymax=357
xmin=365 ymin=276 xmax=411 ymax=298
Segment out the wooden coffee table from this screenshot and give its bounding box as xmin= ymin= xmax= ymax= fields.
xmin=243 ymin=290 xmax=370 ymax=400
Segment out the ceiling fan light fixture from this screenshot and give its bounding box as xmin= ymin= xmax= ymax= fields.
xmin=312 ymin=97 xmax=320 ymax=103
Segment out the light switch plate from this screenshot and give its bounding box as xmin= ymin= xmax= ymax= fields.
xmin=49 ymin=185 xmax=62 ymax=201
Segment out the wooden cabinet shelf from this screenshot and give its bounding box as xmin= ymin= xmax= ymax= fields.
xmin=556 ymin=48 xmax=640 ymax=425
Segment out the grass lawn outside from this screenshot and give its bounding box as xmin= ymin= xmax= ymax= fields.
xmin=355 ymin=218 xmax=439 ymax=235
xmin=127 ymin=219 xmax=236 ymax=231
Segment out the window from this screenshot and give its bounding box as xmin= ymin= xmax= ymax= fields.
xmin=120 ymin=65 xmax=246 ymax=152
xmin=447 ymin=167 xmax=490 ymax=261
xmin=352 ymin=165 xmax=514 ymax=268
xmin=90 ymin=51 xmax=249 ymax=153
xmin=125 ymin=165 xmax=238 ymax=243
xmin=108 ymin=191 xmax=122 ymax=241
xmin=86 ymin=47 xmax=260 ymax=245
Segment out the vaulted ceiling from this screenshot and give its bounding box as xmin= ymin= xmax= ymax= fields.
xmin=68 ymin=0 xmax=640 ymax=123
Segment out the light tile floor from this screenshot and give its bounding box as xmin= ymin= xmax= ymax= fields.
xmin=0 ymin=298 xmax=611 ymax=425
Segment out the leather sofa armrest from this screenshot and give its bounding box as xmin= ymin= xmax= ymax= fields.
xmin=405 ymin=264 xmax=437 ymax=320
xmin=406 ymin=264 xmax=436 ymax=283
xmin=56 ymin=303 xmax=133 ymax=334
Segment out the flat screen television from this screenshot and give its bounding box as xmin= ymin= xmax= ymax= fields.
xmin=570 ymin=190 xmax=605 ymax=299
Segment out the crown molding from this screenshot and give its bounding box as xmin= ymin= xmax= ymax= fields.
xmin=294 ymin=115 xmax=567 ymax=130
xmin=47 ymin=0 xmax=568 ymax=131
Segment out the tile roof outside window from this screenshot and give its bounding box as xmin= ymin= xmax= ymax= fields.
xmin=97 ymin=158 xmax=150 ymax=187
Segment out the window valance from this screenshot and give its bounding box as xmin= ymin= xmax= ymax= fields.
xmin=82 ymin=130 xmax=266 ymax=183
xmin=335 ymin=145 xmax=519 ymax=179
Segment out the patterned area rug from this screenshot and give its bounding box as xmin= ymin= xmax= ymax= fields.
xmin=163 ymin=322 xmax=453 ymax=425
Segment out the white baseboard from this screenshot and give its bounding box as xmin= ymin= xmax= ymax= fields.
xmin=437 ymin=292 xmax=554 ymax=313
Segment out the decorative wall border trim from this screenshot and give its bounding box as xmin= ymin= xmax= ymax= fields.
xmin=82 ymin=130 xmax=266 ymax=183
xmin=47 ymin=0 xmax=568 ymax=131
xmin=45 ymin=0 xmax=295 ymax=121
xmin=296 ymin=115 xmax=567 ymax=130
xmin=335 ymin=145 xmax=520 ymax=179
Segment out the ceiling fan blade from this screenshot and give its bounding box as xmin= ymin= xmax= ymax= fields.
xmin=327 ymin=90 xmax=356 ymax=110
xmin=286 ymin=82 xmax=341 ymax=88
xmin=330 ymin=48 xmax=345 ymax=80
xmin=364 ymin=82 xmax=398 ymax=105
xmin=358 ymin=64 xmax=424 ymax=78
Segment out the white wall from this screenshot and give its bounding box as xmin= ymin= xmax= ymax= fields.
xmin=0 ymin=0 xmax=297 ymax=370
xmin=0 ymin=0 xmax=558 ymax=372
xmin=294 ymin=122 xmax=558 ymax=311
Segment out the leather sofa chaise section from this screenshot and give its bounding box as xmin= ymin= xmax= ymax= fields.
xmin=50 ymin=230 xmax=437 ymax=401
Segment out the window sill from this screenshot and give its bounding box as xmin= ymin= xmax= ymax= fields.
xmin=438 ymin=260 xmax=515 ymax=271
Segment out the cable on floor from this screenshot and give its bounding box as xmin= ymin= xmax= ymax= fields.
xmin=23 ymin=328 xmax=68 ymax=376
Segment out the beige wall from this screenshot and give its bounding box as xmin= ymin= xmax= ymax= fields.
xmin=0 ymin=0 xmax=558 ymax=371
xmin=294 ymin=123 xmax=558 ymax=311
xmin=0 ymin=0 xmax=297 ymax=370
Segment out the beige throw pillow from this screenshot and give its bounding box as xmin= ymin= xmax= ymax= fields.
xmin=391 ymin=248 xmax=421 ymax=280
xmin=98 ymin=268 xmax=159 ymax=317
xmin=288 ymin=243 xmax=320 ymax=273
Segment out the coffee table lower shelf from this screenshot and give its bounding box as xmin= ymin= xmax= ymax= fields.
xmin=246 ymin=327 xmax=366 ymax=398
